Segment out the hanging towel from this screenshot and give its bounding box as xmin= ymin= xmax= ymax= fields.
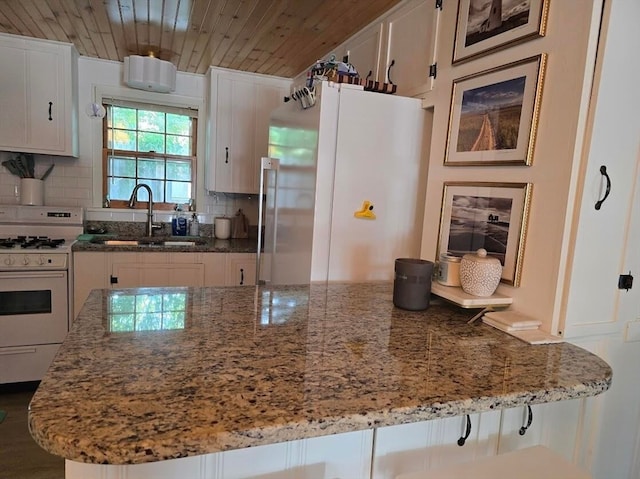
xmin=232 ymin=208 xmax=249 ymax=239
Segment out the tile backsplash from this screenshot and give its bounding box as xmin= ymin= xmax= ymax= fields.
xmin=0 ymin=151 xmax=260 ymax=226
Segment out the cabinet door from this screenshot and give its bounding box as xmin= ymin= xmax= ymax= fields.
xmin=214 ymin=75 xmax=257 ymax=194
xmin=383 ymin=0 xmax=438 ymax=97
xmin=226 ymin=253 xmax=256 ymax=286
xmin=343 ymin=22 xmax=385 ymax=83
xmin=372 ymin=412 xmax=501 ymax=478
xmin=207 ymin=69 xmax=291 ymax=194
xmin=0 ymin=34 xmax=77 ymax=156
xmin=203 ymin=253 xmax=227 ymax=286
xmin=28 ymin=47 xmax=65 ymax=151
xmin=73 ymin=252 xmax=109 ymax=319
xmin=0 ymin=43 xmax=28 ymax=148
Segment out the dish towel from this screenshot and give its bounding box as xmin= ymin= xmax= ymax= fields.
xmin=232 ymin=209 xmax=249 ymax=238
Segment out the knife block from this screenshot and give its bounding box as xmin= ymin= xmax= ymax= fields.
xmin=20 ymin=178 xmax=44 ymax=206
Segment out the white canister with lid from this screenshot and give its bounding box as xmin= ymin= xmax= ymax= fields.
xmin=459 ymin=248 xmax=503 ymax=297
xmin=437 ymin=253 xmax=461 ymax=286
xmin=214 ymin=217 xmax=231 ymax=239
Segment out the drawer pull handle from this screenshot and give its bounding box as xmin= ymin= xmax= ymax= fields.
xmin=48 ymin=101 xmax=53 ymax=121
xmin=595 ymin=165 xmax=611 ymax=210
xmin=240 ymin=268 xmax=244 ymax=285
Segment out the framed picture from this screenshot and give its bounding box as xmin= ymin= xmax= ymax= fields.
xmin=445 ymin=54 xmax=546 ymax=166
xmin=452 ymin=0 xmax=550 ymax=64
xmin=436 ymin=182 xmax=532 ymax=286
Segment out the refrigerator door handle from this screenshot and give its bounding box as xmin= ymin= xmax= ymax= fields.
xmin=256 ymin=157 xmax=280 ymax=285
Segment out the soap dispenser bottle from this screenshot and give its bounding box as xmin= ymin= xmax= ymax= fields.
xmin=189 ymin=212 xmax=199 ymax=236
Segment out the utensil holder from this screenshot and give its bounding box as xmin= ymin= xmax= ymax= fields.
xmin=20 ymin=178 xmax=44 ymax=206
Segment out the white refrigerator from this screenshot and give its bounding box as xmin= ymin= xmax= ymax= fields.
xmin=257 ymin=81 xmax=429 ymax=285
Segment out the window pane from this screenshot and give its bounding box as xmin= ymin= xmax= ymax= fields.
xmin=167 ymin=160 xmax=191 ymax=181
xmin=110 ymin=314 xmax=135 ymax=332
xmin=167 ymin=114 xmax=191 ymax=136
xmin=113 ymin=129 xmax=136 ymax=150
xmin=166 ymin=181 xmax=191 ymax=204
xmin=112 ymin=106 xmax=136 ymax=130
xmin=166 ymin=134 xmax=190 ymax=155
xmin=145 ymin=179 xmax=165 ymax=202
xmin=110 ymin=157 xmax=136 ymax=177
xmin=138 ymin=158 xmax=165 ymax=180
xmin=139 ymin=110 xmax=165 ymax=133
xmin=138 ymin=132 xmax=165 ymax=153
xmin=108 ymin=177 xmax=136 ymax=200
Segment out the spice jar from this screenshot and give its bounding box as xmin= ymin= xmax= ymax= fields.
xmin=437 ymin=253 xmax=461 ymax=287
xmin=459 ymin=248 xmax=502 ymax=297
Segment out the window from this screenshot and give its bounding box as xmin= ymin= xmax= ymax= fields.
xmin=103 ymin=100 xmax=197 ymax=210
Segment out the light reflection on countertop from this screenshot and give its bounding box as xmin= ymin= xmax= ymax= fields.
xmin=29 ymin=282 xmax=612 ymax=465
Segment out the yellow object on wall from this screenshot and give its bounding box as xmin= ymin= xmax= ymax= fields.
xmin=354 ymin=200 xmax=376 ymax=219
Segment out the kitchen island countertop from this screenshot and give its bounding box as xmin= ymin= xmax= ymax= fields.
xmin=28 ymin=282 xmax=612 ymax=465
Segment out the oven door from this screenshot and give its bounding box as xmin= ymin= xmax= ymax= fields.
xmin=0 ymin=270 xmax=69 ymax=347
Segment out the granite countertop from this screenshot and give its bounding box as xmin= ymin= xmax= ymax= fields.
xmin=28 ymin=283 xmax=612 ymax=465
xmin=72 ymin=236 xmax=257 ymax=253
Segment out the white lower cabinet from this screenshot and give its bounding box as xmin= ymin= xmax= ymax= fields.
xmin=372 ymin=412 xmax=501 ymax=478
xmin=73 ymin=252 xmax=255 ymax=319
xmin=66 ymin=429 xmax=374 ymax=479
xmin=225 ymin=253 xmax=256 ymax=286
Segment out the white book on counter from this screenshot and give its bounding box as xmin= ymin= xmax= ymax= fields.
xmin=483 ymin=310 xmax=542 ymax=329
xmin=482 ymin=310 xmax=563 ymax=344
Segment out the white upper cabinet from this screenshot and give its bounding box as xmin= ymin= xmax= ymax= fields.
xmin=340 ymin=22 xmax=385 ymax=85
xmin=0 ymin=33 xmax=78 ymax=157
xmin=382 ymin=0 xmax=439 ymax=97
xmin=336 ymin=0 xmax=439 ymax=97
xmin=206 ymin=67 xmax=291 ymax=194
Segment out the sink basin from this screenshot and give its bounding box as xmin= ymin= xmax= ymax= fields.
xmin=90 ymin=237 xmax=205 ymax=247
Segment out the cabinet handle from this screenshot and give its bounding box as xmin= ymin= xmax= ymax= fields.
xmin=387 ymin=59 xmax=396 ymax=85
xmin=48 ymin=101 xmax=53 ymax=121
xmin=225 ymin=147 xmax=229 ymax=164
xmin=519 ymin=405 xmax=533 ymax=435
xmin=110 ymin=275 xmax=118 ymax=284
xmin=240 ymin=268 xmax=244 ymax=285
xmin=594 ymin=165 xmax=611 ymax=210
xmin=457 ymin=414 xmax=471 ymax=446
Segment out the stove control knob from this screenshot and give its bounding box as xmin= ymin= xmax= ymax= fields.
xmin=3 ymin=256 xmax=14 ymax=266
xmin=22 ymin=256 xmax=31 ymax=266
xmin=36 ymin=256 xmax=47 ymax=265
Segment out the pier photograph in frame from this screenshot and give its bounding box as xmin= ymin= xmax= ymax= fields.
xmin=437 ymin=182 xmax=532 ymax=286
xmin=444 ymin=54 xmax=546 ymax=166
xmin=452 ymin=0 xmax=549 ymax=64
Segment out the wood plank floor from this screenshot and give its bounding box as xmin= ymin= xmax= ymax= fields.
xmin=0 ymin=383 xmax=64 ymax=479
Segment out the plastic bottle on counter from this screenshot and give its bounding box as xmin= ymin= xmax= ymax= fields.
xmin=171 ymin=205 xmax=188 ymax=236
xmin=189 ymin=213 xmax=199 ymax=236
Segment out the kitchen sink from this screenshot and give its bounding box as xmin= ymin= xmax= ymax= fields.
xmin=90 ymin=237 xmax=206 ymax=247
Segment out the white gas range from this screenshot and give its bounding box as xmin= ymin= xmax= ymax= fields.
xmin=0 ymin=205 xmax=83 ymax=384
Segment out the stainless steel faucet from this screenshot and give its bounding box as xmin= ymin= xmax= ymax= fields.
xmin=128 ymin=183 xmax=161 ymax=237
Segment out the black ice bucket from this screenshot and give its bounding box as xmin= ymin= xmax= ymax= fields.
xmin=393 ymin=258 xmax=434 ymax=311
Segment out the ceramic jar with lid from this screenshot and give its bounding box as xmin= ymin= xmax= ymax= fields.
xmin=459 ymin=248 xmax=502 ymax=297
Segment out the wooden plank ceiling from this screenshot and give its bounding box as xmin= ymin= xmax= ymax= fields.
xmin=0 ymin=0 xmax=404 ymax=78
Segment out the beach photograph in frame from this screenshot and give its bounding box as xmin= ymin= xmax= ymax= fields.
xmin=445 ymin=54 xmax=546 ymax=166
xmin=452 ymin=0 xmax=549 ymax=64
xmin=437 ymin=182 xmax=532 ymax=286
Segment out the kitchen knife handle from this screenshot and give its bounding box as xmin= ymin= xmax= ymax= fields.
xmin=48 ymin=102 xmax=53 ymax=121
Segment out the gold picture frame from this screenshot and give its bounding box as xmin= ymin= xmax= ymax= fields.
xmin=444 ymin=54 xmax=546 ymax=166
xmin=452 ymin=0 xmax=550 ymax=65
xmin=436 ymin=182 xmax=532 ymax=286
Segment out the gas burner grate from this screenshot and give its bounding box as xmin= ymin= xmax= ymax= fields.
xmin=20 ymin=238 xmax=66 ymax=249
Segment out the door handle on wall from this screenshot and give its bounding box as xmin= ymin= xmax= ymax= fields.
xmin=595 ymin=165 xmax=611 ymax=210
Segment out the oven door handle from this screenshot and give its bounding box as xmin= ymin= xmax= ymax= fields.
xmin=0 ymin=272 xmax=66 ymax=280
